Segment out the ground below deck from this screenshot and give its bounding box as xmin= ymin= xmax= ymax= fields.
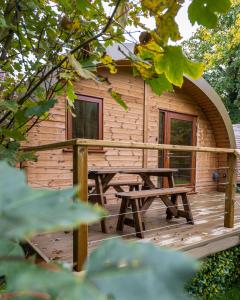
xmin=31 ymin=192 xmax=240 ymax=263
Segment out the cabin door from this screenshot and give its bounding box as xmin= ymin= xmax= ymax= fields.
xmin=158 ymin=111 xmax=196 ymax=188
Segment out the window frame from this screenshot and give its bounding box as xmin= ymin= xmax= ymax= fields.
xmin=66 ymin=94 xmax=103 ymax=151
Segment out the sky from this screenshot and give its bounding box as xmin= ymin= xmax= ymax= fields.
xmin=175 ymin=0 xmax=198 ymax=41
xmin=119 ymin=0 xmax=198 ymax=44
xmin=141 ymin=0 xmax=197 ymax=41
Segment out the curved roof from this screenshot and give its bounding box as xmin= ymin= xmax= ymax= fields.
xmin=181 ymin=77 xmax=236 ymax=148
xmin=106 ymin=43 xmax=236 ymax=149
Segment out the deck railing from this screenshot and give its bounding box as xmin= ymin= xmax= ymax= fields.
xmin=22 ymin=138 xmax=238 ymax=271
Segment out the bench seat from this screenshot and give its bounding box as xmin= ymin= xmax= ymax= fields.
xmin=116 ymin=187 xmax=194 ymax=238
xmin=88 ymin=180 xmax=142 ymax=234
xmin=88 ymin=180 xmax=142 ymax=189
xmin=116 ymin=187 xmax=191 ymax=199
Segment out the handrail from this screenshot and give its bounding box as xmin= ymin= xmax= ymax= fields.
xmin=21 ymin=138 xmax=238 ymax=271
xmin=22 ymin=138 xmax=237 ymax=154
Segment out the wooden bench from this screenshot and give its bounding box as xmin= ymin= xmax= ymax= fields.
xmin=88 ymin=180 xmax=142 ymax=204
xmin=88 ymin=180 xmax=142 ymax=192
xmin=116 ymin=187 xmax=194 ymax=238
xmin=88 ymin=180 xmax=142 ymax=233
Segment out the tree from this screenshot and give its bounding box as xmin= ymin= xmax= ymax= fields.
xmin=0 ymin=0 xmax=231 ymax=163
xmin=183 ymin=0 xmax=240 ymax=123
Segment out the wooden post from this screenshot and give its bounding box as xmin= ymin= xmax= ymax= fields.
xmin=143 ymin=82 xmax=149 ymax=167
xmin=224 ymin=153 xmax=237 ymax=228
xmin=73 ymin=145 xmax=88 ymax=271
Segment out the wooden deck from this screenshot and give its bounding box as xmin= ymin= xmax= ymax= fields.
xmin=30 ymin=192 xmax=240 ymax=263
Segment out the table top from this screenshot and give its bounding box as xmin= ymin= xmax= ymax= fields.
xmin=88 ymin=168 xmax=178 ymax=175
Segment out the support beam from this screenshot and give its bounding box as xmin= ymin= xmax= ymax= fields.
xmin=73 ymin=146 xmax=88 ymax=271
xmin=224 ymin=153 xmax=237 ymax=228
xmin=143 ymin=82 xmax=149 ymax=167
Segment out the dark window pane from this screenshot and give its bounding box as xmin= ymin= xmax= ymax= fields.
xmin=72 ymin=100 xmax=99 ymax=139
xmin=158 ymin=111 xmax=164 ymax=168
xmin=169 ymin=151 xmax=192 ymax=185
xmin=169 ymin=118 xmax=193 ymax=185
xmin=158 ymin=111 xmax=165 ymax=187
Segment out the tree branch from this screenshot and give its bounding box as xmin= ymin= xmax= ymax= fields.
xmin=16 ymin=0 xmax=122 ymax=106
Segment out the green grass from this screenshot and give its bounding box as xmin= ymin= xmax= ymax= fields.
xmin=174 ymin=178 xmax=190 ymax=185
xmin=213 ymin=282 xmax=240 ymax=300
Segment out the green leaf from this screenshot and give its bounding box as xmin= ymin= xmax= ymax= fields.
xmin=146 ymin=75 xmax=173 ymax=96
xmin=0 ymin=261 xmax=107 ymax=300
xmin=154 ymin=46 xmax=204 ymax=87
xmin=76 ymin=0 xmax=91 ymax=12
xmin=0 ymin=129 xmax=25 ymax=141
xmin=0 ymin=162 xmax=105 ymax=239
xmin=25 ymin=98 xmax=57 ymax=117
xmin=0 ymin=142 xmax=20 ymax=166
xmin=85 ymin=239 xmax=197 ymax=300
xmin=108 ymin=88 xmax=128 ymax=110
xmin=0 ymin=15 xmax=7 ymax=27
xmin=0 ymin=100 xmax=18 ymax=112
xmin=0 ymin=239 xmax=197 ymax=300
xmin=68 ymin=54 xmax=99 ymax=82
xmin=188 ymin=0 xmax=231 ymax=28
xmin=66 ymin=80 xmax=76 ymax=107
xmin=0 ymin=239 xmax=24 ymax=257
xmin=16 ymin=150 xmax=36 ymax=163
xmin=115 ymin=0 xmax=128 ymax=28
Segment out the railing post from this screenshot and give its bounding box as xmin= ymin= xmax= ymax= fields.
xmin=73 ymin=145 xmax=88 ymax=271
xmin=224 ymin=152 xmax=237 ymax=228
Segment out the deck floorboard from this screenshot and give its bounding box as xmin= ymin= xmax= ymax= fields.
xmin=31 ymin=192 xmax=240 ymax=263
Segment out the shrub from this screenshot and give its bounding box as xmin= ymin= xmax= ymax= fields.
xmin=187 ymin=246 xmax=240 ymax=299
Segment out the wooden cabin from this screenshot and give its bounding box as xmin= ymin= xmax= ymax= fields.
xmin=24 ymin=45 xmax=235 ymax=193
xmin=24 ymin=45 xmax=240 ymax=263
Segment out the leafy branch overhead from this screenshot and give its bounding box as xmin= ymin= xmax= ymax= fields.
xmin=0 ymin=0 xmax=232 ymax=162
xmin=183 ymin=0 xmax=240 ymax=123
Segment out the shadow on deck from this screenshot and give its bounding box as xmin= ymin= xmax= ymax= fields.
xmin=31 ymin=192 xmax=240 ymax=263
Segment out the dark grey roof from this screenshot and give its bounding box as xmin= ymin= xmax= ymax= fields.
xmin=106 ymin=43 xmax=135 ymax=60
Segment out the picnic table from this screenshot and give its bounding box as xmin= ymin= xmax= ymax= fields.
xmin=88 ymin=168 xmax=178 ymax=233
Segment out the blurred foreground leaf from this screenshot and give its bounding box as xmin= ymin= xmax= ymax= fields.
xmin=0 ymin=161 xmax=104 ymax=240
xmin=85 ymin=239 xmax=197 ymax=300
xmin=1 ymin=239 xmax=197 ymax=300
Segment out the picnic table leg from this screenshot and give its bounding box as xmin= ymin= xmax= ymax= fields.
xmin=116 ymin=196 xmax=128 ymax=231
xmin=181 ymin=193 xmax=194 ymax=224
xmin=166 ymin=174 xmax=178 ymax=219
xmin=166 ymin=194 xmax=178 ymax=220
xmin=96 ymin=175 xmax=108 ymax=233
xmin=131 ymin=199 xmax=144 ymax=238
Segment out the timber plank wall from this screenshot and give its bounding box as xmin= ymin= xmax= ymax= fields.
xmin=24 ymin=68 xmax=228 ymax=192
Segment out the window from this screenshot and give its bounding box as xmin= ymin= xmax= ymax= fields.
xmin=67 ymin=94 xmax=103 ymax=144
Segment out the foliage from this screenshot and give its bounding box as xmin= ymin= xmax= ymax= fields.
xmin=183 ymin=0 xmax=240 ymax=123
xmin=0 ymin=0 xmax=231 ymax=163
xmin=0 ymin=161 xmax=198 ymax=300
xmin=188 ymin=0 xmax=231 ymax=28
xmin=0 ymin=240 xmax=197 ymax=300
xmin=213 ymin=281 xmax=240 ymax=300
xmin=0 ymin=161 xmax=105 ymax=239
xmin=187 ymin=246 xmax=240 ymax=299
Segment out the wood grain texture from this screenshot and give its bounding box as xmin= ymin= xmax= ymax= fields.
xmin=73 ymin=146 xmax=88 ymax=271
xmin=30 ymin=192 xmax=240 ymax=263
xmin=23 ymin=69 xmax=233 ymax=193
